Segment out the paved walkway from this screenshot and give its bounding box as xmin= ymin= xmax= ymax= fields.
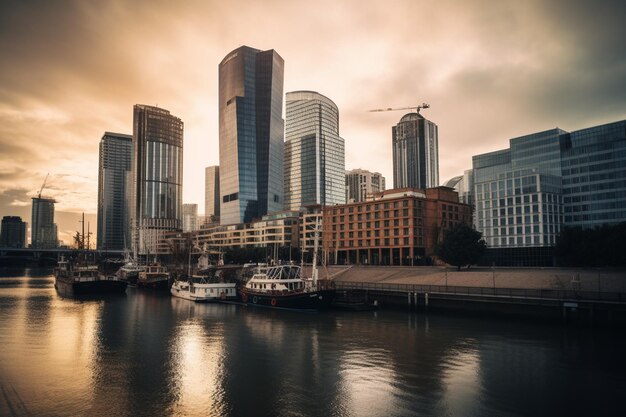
xmin=310 ymin=266 xmax=626 ymax=293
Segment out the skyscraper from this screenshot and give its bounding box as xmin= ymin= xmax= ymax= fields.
xmin=205 ymin=165 xmax=220 ymax=220
xmin=182 ymin=204 xmax=198 ymax=232
xmin=284 ymin=91 xmax=346 ymax=210
xmin=97 ymin=132 xmax=132 ymax=251
xmin=392 ymin=113 xmax=439 ymax=189
xmin=218 ymin=46 xmax=284 ymax=225
xmin=31 ymin=197 xmax=57 ymax=248
xmin=131 ymin=105 xmax=184 ymax=254
xmin=1 ymin=216 xmax=27 ymax=248
xmin=345 ymin=168 xmax=386 ymax=203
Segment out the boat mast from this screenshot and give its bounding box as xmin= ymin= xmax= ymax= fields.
xmin=312 ymin=218 xmax=319 ymax=286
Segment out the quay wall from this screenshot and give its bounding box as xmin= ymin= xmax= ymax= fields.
xmin=319 ymin=266 xmax=626 ymax=326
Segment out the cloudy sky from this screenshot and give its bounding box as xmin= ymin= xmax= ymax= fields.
xmin=1 ymin=0 xmax=625 ymax=244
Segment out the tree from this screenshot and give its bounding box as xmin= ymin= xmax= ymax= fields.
xmin=436 ymin=223 xmax=486 ymax=270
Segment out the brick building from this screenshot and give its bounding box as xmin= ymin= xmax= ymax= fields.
xmin=322 ymin=187 xmax=471 ymax=265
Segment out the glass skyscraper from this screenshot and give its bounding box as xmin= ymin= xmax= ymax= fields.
xmin=97 ymin=132 xmax=132 ymax=251
xmin=31 ymin=197 xmax=57 ymax=248
xmin=218 ymin=46 xmax=284 ymax=225
xmin=392 ymin=113 xmax=439 ymax=189
xmin=284 ymin=91 xmax=345 ymax=210
xmin=131 ymin=105 xmax=184 ymax=254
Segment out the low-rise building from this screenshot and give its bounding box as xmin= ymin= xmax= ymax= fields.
xmin=322 ymin=187 xmax=471 ymax=266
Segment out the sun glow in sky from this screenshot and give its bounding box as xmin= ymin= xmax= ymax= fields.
xmin=1 ymin=0 xmax=625 ymax=244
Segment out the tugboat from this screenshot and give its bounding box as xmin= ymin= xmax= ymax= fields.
xmin=54 ymin=255 xmax=128 ymax=297
xmin=239 ymin=221 xmax=334 ymax=310
xmin=137 ymin=260 xmax=171 ymax=290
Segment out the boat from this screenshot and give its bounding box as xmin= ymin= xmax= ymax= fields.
xmin=170 ymin=240 xmax=237 ymax=302
xmin=137 ymin=261 xmax=170 ymax=290
xmin=54 ymin=255 xmax=128 ymax=296
xmin=239 ymin=220 xmax=335 ymax=310
xmin=170 ymin=275 xmax=237 ymax=302
xmin=115 ymin=249 xmax=145 ymax=285
xmin=240 ymin=264 xmax=335 ymax=310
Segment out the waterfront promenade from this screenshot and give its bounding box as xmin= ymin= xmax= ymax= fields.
xmin=318 ymin=265 xmax=626 ymax=293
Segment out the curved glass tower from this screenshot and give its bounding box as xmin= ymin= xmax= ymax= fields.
xmin=392 ymin=113 xmax=439 ymax=189
xmin=284 ymin=91 xmax=345 ymax=210
xmin=219 ymin=46 xmax=284 ymax=225
xmin=131 ymin=104 xmax=183 ymax=254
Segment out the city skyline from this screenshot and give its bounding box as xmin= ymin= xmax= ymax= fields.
xmin=1 ymin=0 xmax=625 ymax=245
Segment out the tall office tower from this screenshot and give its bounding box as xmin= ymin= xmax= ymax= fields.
xmin=283 ymin=91 xmax=346 ymax=210
xmin=97 ymin=132 xmax=132 ymax=251
xmin=392 ymin=113 xmax=439 ymax=189
xmin=205 ymin=166 xmax=220 ymax=220
xmin=345 ymin=168 xmax=386 ymax=203
xmin=31 ymin=197 xmax=57 ymax=248
xmin=0 ymin=216 xmax=27 ymax=248
xmin=182 ymin=204 xmax=198 ymax=232
xmin=131 ymin=105 xmax=184 ymax=254
xmin=218 ymin=46 xmax=284 ymax=225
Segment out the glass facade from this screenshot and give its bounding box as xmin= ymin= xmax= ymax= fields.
xmin=561 ymin=121 xmax=626 ymax=228
xmin=392 ymin=113 xmax=439 ymax=189
xmin=97 ymin=132 xmax=132 ymax=251
xmin=219 ymin=46 xmax=284 ymax=225
xmin=284 ymin=91 xmax=345 ymax=210
xmin=132 ymin=105 xmax=183 ymax=254
xmin=204 ymin=166 xmax=220 ymax=219
xmin=31 ymin=198 xmax=57 ymax=248
xmin=471 ymin=120 xmax=626 ymax=255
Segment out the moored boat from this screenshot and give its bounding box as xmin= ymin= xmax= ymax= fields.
xmin=54 ymin=256 xmax=128 ymax=297
xmin=115 ymin=251 xmax=145 ymax=286
xmin=137 ymin=262 xmax=170 ymax=290
xmin=240 ymin=264 xmax=335 ymax=310
xmin=170 ymin=275 xmax=237 ymax=302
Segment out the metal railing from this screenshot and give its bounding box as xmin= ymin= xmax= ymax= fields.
xmin=333 ymin=281 xmax=626 ymax=304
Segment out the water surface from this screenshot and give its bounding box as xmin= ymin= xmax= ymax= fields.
xmin=1 ymin=267 xmax=624 ymax=416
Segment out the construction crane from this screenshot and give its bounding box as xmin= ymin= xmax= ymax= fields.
xmin=369 ymin=103 xmax=430 ymax=114
xmin=37 ymin=173 xmax=49 ymax=199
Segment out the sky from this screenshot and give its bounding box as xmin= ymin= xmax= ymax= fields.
xmin=1 ymin=0 xmax=625 ymax=245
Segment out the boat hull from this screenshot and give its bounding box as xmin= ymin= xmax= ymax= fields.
xmin=55 ymin=277 xmax=128 ymax=297
xmin=137 ymin=278 xmax=170 ymax=291
xmin=240 ymin=289 xmax=335 ymax=310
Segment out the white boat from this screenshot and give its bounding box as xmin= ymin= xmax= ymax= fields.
xmin=170 ymin=276 xmax=237 ymax=302
xmin=240 ymin=220 xmax=335 ymax=310
xmin=115 ymin=250 xmax=145 ymax=285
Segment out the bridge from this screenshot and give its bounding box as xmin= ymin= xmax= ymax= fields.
xmin=0 ymin=247 xmax=125 ymax=265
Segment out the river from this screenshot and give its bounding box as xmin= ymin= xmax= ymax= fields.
xmin=1 ymin=267 xmax=624 ymax=416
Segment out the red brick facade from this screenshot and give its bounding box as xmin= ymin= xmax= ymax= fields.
xmin=322 ymin=187 xmax=471 ymax=265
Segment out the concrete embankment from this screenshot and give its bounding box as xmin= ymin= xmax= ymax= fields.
xmin=312 ymin=265 xmax=626 ymax=326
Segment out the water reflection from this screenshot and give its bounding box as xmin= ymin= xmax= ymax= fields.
xmin=1 ymin=269 xmax=626 ymax=417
